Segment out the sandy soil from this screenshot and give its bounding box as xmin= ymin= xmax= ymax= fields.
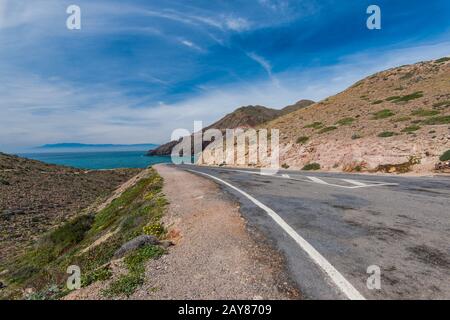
xmin=131 ymin=164 xmax=299 ymax=300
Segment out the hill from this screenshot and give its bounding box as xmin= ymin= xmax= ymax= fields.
xmin=147 ymin=100 xmax=314 ymax=156
xmin=0 ymin=153 xmax=141 ymax=266
xmin=261 ymin=58 xmax=450 ymax=173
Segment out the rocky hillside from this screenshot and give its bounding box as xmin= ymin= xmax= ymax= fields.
xmin=200 ymin=57 xmax=450 ymax=174
xmin=148 ymin=100 xmax=314 ymax=156
xmin=0 ymin=153 xmax=141 ymax=265
xmin=262 ymin=57 xmax=450 ymax=173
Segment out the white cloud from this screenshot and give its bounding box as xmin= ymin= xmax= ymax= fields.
xmin=246 ymin=52 xmax=280 ymax=87
xmin=224 ymin=16 xmax=251 ymax=32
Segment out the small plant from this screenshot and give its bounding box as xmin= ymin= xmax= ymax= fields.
xmin=319 ymin=126 xmax=337 ymax=134
xmin=304 ymin=122 xmax=323 ymax=129
xmin=372 ymin=109 xmax=395 ymax=120
xmin=422 ymin=115 xmax=450 ymax=125
xmin=143 ymin=222 xmax=165 ymax=238
xmin=402 ymin=125 xmax=421 ymax=133
xmin=378 ymin=131 xmax=396 ymax=138
xmin=296 ymin=136 xmax=309 ymax=144
xmin=411 ymin=109 xmax=440 ymax=117
xmin=82 ymin=266 xmax=112 ymax=287
xmin=388 ymin=91 xmax=424 ymax=103
xmin=335 ymin=117 xmax=355 ymax=126
xmin=440 ymin=150 xmax=450 ymax=162
xmin=302 ymin=163 xmax=321 ymax=171
xmin=281 ymin=163 xmax=290 ymax=169
xmin=385 ymin=96 xmax=401 ymax=101
xmin=372 ymin=100 xmax=383 ymax=105
xmin=351 ymin=133 xmax=362 ymax=140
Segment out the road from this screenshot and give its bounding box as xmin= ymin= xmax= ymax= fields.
xmin=175 ymin=164 xmax=450 ymax=300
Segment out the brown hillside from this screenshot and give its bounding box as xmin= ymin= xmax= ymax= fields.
xmin=263 ymin=58 xmax=450 ymax=173
xmin=0 ymin=153 xmax=141 ymax=264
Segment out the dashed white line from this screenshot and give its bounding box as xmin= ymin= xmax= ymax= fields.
xmin=187 ymin=168 xmax=366 ymax=300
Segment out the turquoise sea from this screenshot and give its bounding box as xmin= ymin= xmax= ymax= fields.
xmin=19 ymin=151 xmax=172 ymax=170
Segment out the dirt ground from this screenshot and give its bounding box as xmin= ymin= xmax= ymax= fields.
xmin=131 ymin=164 xmax=299 ymax=300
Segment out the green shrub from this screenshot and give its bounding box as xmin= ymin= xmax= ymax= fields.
xmin=372 ymin=100 xmax=383 ymax=105
xmin=281 ymin=163 xmax=290 ymax=169
xmin=385 ymin=96 xmax=401 ymax=101
xmin=296 ymin=136 xmax=309 ymax=144
xmin=440 ymin=150 xmax=450 ymax=161
xmin=378 ymin=131 xmax=396 ymax=138
xmin=82 ymin=266 xmax=112 ymax=287
xmin=319 ymin=126 xmax=337 ymax=133
xmin=422 ymin=115 xmax=450 ymax=125
xmin=335 ymin=117 xmax=355 ymax=126
xmin=402 ymin=125 xmax=421 ymax=133
xmin=142 ymin=222 xmax=165 ymax=238
xmin=372 ymin=109 xmax=395 ymax=119
xmin=302 ymin=163 xmax=321 ymax=171
xmin=388 ymin=91 xmax=424 ymax=103
xmin=435 ymin=57 xmax=450 ymax=63
xmin=304 ymin=122 xmax=323 ymax=129
xmin=411 ymin=109 xmax=440 ymax=117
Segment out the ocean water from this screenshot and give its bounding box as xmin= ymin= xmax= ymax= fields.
xmin=19 ymin=151 xmax=172 ymax=170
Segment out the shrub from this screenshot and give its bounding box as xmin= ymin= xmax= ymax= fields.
xmin=433 ymin=100 xmax=450 ymax=109
xmin=302 ymin=163 xmax=321 ymax=171
xmin=143 ymin=222 xmax=165 ymax=238
xmin=296 ymin=136 xmax=309 ymax=144
xmin=422 ymin=115 xmax=450 ymax=125
xmin=435 ymin=57 xmax=450 ymax=63
xmin=319 ymin=126 xmax=337 ymax=133
xmin=385 ymin=96 xmax=401 ymax=101
xmin=281 ymin=163 xmax=290 ymax=169
xmin=304 ymin=122 xmax=323 ymax=129
xmin=372 ymin=109 xmax=395 ymax=119
xmin=372 ymin=100 xmax=383 ymax=105
xmin=402 ymin=125 xmax=421 ymax=133
xmin=351 ymin=133 xmax=362 ymax=140
xmin=411 ymin=109 xmax=440 ymax=117
xmin=335 ymin=117 xmax=355 ymax=126
xmin=378 ymin=131 xmax=396 ymax=138
xmin=440 ymin=150 xmax=450 ymax=162
xmin=388 ymin=91 xmax=424 ymax=103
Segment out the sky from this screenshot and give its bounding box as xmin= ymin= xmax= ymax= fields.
xmin=0 ymin=0 xmax=449 ymax=152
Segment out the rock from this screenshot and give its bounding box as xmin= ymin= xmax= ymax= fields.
xmin=114 ymin=235 xmax=160 ymax=258
xmin=159 ymin=240 xmax=174 ymax=249
xmin=435 ymin=161 xmax=450 ymax=171
xmin=0 ymin=281 xmax=6 ymax=289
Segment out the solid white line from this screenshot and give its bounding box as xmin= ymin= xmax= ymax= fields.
xmin=341 ymin=179 xmax=368 ymax=187
xmin=187 ymin=169 xmax=366 ymax=300
xmin=307 ymin=176 xmax=328 ymax=185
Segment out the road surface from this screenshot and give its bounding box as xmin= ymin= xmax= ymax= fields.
xmin=175 ymin=164 xmax=450 ymax=300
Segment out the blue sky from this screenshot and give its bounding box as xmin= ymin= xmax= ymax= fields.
xmin=0 ymin=0 xmax=449 ymax=152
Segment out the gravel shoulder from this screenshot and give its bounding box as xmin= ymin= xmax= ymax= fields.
xmin=132 ymin=164 xmax=300 ymax=300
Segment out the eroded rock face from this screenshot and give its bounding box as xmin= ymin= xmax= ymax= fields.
xmin=113 ymin=235 xmax=160 ymax=258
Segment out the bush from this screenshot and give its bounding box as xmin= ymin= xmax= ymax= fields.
xmin=435 ymin=57 xmax=450 ymax=63
xmin=319 ymin=126 xmax=337 ymax=133
xmin=281 ymin=164 xmax=290 ymax=169
xmin=296 ymin=136 xmax=309 ymax=144
xmin=388 ymin=91 xmax=424 ymax=103
xmin=378 ymin=131 xmax=396 ymax=138
xmin=302 ymin=163 xmax=321 ymax=171
xmin=351 ymin=133 xmax=362 ymax=140
xmin=422 ymin=115 xmax=450 ymax=125
xmin=372 ymin=100 xmax=383 ymax=105
xmin=335 ymin=117 xmax=354 ymax=126
xmin=411 ymin=109 xmax=440 ymax=117
xmin=372 ymin=109 xmax=395 ymax=119
xmin=391 ymin=116 xmax=411 ymax=123
xmin=433 ymin=101 xmax=450 ymax=109
xmin=402 ymin=125 xmax=421 ymax=133
xmin=440 ymin=150 xmax=450 ymax=162
xmin=142 ymin=222 xmax=165 ymax=238
xmin=304 ymin=122 xmax=323 ymax=129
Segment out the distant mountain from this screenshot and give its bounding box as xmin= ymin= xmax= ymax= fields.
xmin=147 ymin=100 xmax=314 ymax=156
xmin=36 ymin=143 xmax=159 ymax=152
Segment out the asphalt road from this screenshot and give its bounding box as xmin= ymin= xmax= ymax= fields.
xmin=176 ymin=164 xmax=450 ymax=300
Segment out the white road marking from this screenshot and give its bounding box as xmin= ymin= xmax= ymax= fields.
xmin=209 ymin=167 xmax=398 ymax=189
xmin=187 ymin=168 xmax=366 ymax=300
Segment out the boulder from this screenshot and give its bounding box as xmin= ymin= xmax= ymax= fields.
xmin=114 ymin=235 xmax=160 ymax=258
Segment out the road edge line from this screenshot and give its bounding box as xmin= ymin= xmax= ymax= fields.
xmin=187 ymin=168 xmax=366 ymax=300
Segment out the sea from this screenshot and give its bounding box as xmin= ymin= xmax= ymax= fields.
xmin=18 ymin=151 xmax=172 ymax=170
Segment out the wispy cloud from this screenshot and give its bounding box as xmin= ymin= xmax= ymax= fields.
xmin=246 ymin=52 xmax=280 ymax=86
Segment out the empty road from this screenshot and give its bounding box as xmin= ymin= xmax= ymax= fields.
xmin=176 ymin=164 xmax=450 ymax=300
